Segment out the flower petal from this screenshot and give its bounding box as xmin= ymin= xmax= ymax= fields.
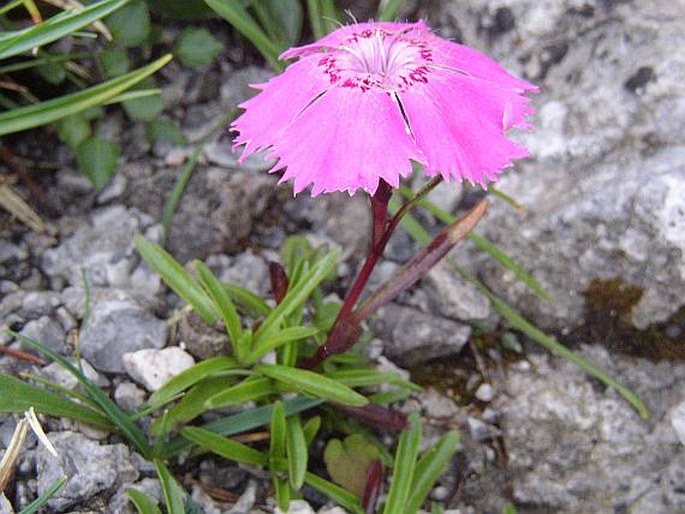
xmin=281 ymin=21 xmax=428 ymax=61
xmin=428 ymin=36 xmax=538 ymax=94
xmin=231 ymin=58 xmax=331 ymax=158
xmin=399 ymin=69 xmax=532 ymax=185
xmin=269 ymin=86 xmax=426 ymax=195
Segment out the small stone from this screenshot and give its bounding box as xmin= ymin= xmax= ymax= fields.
xmin=670 ymin=401 xmax=685 ymax=446
xmin=220 ymin=251 xmax=270 ymax=297
xmin=35 ymin=431 xmax=138 ymax=511
xmin=96 ymin=173 xmax=127 ymax=204
xmin=20 ymin=291 xmax=61 ymax=317
xmin=371 ymin=303 xmax=471 ymax=365
xmin=79 ymin=293 xmax=168 ymax=373
xmin=19 ymin=316 xmax=65 ymax=352
xmin=431 ymin=485 xmax=450 ymax=502
xmin=114 ymin=382 xmax=147 ymax=412
xmin=226 ymin=480 xmax=257 ymax=514
xmin=421 ymin=388 xmax=459 ymax=419
xmin=423 ymin=262 xmax=491 ymax=321
xmin=276 ymin=499 xmax=315 ymax=514
xmin=41 ymin=359 xmax=107 ymax=390
xmin=123 ymin=347 xmax=195 ymax=392
xmin=467 ymin=417 xmax=502 ymax=443
xmin=474 ymin=383 xmax=495 ymax=402
xmin=0 ymin=493 xmax=14 ymax=513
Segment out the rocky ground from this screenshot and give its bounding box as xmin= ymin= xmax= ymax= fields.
xmin=1 ymin=0 xmax=684 ymax=513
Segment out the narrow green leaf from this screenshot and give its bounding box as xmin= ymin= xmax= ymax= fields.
xmin=203 ymin=0 xmax=282 ymax=70
xmin=134 ymin=236 xmax=217 ymax=325
xmin=205 ymin=376 xmax=276 ymax=410
xmin=248 ymin=326 xmax=319 ymax=364
xmin=270 ymin=401 xmax=287 ymax=461
xmin=405 ymin=431 xmax=459 ymax=513
xmin=325 ymin=368 xmax=421 ymax=391
xmin=0 ymin=54 xmax=171 ymax=136
xmin=258 ymin=0 xmax=303 ymax=48
xmin=0 ymin=0 xmax=129 ymax=60
xmin=182 ymin=427 xmax=269 ymax=466
xmin=285 ymin=415 xmax=307 ymax=489
xmin=195 ymin=261 xmax=245 ymax=361
xmin=162 ymin=396 xmax=323 ymax=457
xmin=377 ymin=0 xmax=405 ymax=21
xmin=76 ymin=136 xmax=120 ymax=190
xmin=383 ymin=413 xmax=421 ymax=514
xmin=10 ymin=332 xmax=150 ymax=456
xmin=302 ymin=416 xmax=321 ymax=446
xmin=149 ymin=355 xmax=238 ymax=407
xmin=254 ymin=249 xmax=338 ymax=346
xmin=154 ymin=460 xmax=185 ymax=514
xmin=306 ymin=0 xmax=324 ymax=40
xmin=304 ymin=472 xmax=364 ymax=514
xmin=255 ymin=364 xmax=368 ymax=407
xmin=127 ymin=488 xmax=162 ymax=514
xmin=158 ymin=374 xmax=240 ymax=431
xmin=225 ymin=283 xmax=271 ymax=317
xmin=18 ymin=474 xmax=68 ymax=514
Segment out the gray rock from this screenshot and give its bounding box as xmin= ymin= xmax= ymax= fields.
xmin=432 ymin=0 xmax=685 ymax=331
xmin=18 ymin=316 xmax=65 ymax=352
xmin=114 ymin=382 xmax=147 ymax=412
xmin=220 ymin=252 xmax=270 ymax=297
xmin=371 ymin=303 xmax=471 ymax=365
xmin=495 ymin=345 xmax=685 ymax=513
xmin=178 ymin=310 xmax=228 ymax=360
xmin=670 ymin=401 xmax=685 ymax=446
xmin=35 ymin=431 xmax=138 ymax=511
xmin=79 ymin=292 xmax=168 ymax=373
xmin=474 ymin=383 xmax=495 ymax=402
xmin=226 ymin=480 xmax=257 ymax=514
xmin=420 ymin=388 xmax=460 ymax=419
xmin=0 ymin=493 xmax=14 ymax=514
xmin=466 ymin=416 xmax=501 ymax=443
xmin=41 ymin=359 xmax=107 ymax=389
xmin=41 ymin=205 xmax=148 ymax=289
xmin=20 ymin=291 xmax=61 ymax=318
xmin=122 ymin=347 xmax=195 ymax=392
xmin=423 ymin=262 xmax=491 ymax=321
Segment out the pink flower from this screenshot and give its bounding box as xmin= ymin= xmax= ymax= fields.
xmin=232 ymin=20 xmax=538 ymax=196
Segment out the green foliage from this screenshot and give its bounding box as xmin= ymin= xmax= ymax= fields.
xmin=175 ymin=27 xmax=223 ymax=69
xmin=105 ymin=0 xmax=151 ymax=47
xmin=75 ymin=137 xmax=121 ymax=190
xmin=324 ymin=434 xmax=380 ymax=495
xmin=0 ymin=0 xmax=170 ymax=190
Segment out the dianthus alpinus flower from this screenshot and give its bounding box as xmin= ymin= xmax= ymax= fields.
xmin=232 ymin=20 xmax=537 ymax=196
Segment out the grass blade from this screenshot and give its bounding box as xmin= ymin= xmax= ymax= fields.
xmin=182 ymin=427 xmax=269 ymax=466
xmin=128 ymin=488 xmax=162 ymax=514
xmin=383 ymin=413 xmax=421 ymax=514
xmin=255 ymin=364 xmax=368 ymax=407
xmin=405 ymin=431 xmax=459 ymax=513
xmin=305 ymin=472 xmax=364 ymax=514
xmin=286 ymin=414 xmax=307 ymax=489
xmin=205 ymin=375 xmax=276 ymax=410
xmin=203 ymin=0 xmax=282 ymax=70
xmin=195 ymin=261 xmax=245 ymax=360
xmin=248 ymin=326 xmax=319 ymax=364
xmin=161 ymin=396 xmax=323 ymax=457
xmin=254 ymin=249 xmax=338 ymax=347
xmin=0 ymin=54 xmax=171 ymax=136
xmin=18 ymin=474 xmax=68 ymax=514
xmin=377 ymin=0 xmax=405 ymax=21
xmin=134 ymin=236 xmax=217 ymax=325
xmin=324 ymin=368 xmax=421 ymax=391
xmin=0 ymin=0 xmax=128 ymax=60
xmin=9 ymin=332 xmax=150 ymax=454
xmin=148 ymin=355 xmax=238 ymax=408
xmin=154 ymin=460 xmax=185 ymax=514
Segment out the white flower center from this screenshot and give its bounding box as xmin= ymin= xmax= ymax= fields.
xmin=319 ymin=28 xmax=432 ymax=92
